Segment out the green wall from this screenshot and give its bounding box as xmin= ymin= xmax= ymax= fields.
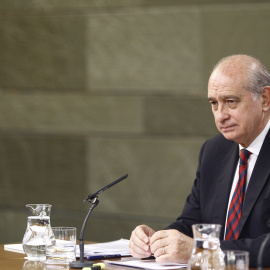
xmin=0 ymin=0 xmax=269 ymax=243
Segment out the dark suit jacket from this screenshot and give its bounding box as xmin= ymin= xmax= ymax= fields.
xmin=166 ymin=131 xmax=270 ymax=267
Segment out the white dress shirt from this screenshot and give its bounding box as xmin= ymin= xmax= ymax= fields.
xmin=224 ymin=119 xmax=270 ymax=239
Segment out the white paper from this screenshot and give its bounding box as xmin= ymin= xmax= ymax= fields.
xmin=105 ymin=259 xmax=187 ymax=270
xmin=4 ymin=244 xmax=25 ymax=254
xmin=76 ymin=238 xmax=131 ymax=257
xmin=4 ymin=239 xmax=130 ymax=257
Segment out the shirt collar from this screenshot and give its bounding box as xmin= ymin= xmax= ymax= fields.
xmin=239 ymin=118 xmax=270 ymax=156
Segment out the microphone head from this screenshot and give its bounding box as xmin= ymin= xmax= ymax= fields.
xmin=84 ymin=174 xmax=128 ymax=203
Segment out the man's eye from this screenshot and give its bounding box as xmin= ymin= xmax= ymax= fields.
xmin=210 ymin=101 xmax=217 ymax=107
xmin=226 ymin=100 xmax=238 ymax=108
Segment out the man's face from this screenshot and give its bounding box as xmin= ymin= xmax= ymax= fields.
xmin=208 ymin=70 xmax=265 ymax=147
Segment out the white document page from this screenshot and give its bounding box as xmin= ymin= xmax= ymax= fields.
xmin=4 ymin=244 xmax=24 ymax=254
xmin=76 ymin=238 xmax=131 ymax=257
xmin=105 ymin=259 xmax=187 ymax=270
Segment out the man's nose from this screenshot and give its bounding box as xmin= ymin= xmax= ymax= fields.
xmin=215 ymin=104 xmax=229 ymax=122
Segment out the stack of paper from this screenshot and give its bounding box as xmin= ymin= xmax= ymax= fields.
xmin=4 ymin=244 xmax=24 ymax=254
xmin=4 ymin=239 xmax=130 ymax=258
xmin=4 ymin=240 xmax=188 ymax=269
xmin=105 ymin=259 xmax=187 ymax=269
xmin=76 ymin=238 xmax=131 ymax=257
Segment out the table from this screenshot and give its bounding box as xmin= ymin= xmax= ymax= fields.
xmin=0 ymin=243 xmax=132 ymax=270
xmin=0 ymin=243 xmax=263 ymax=270
xmin=1 ymin=243 xmax=29 ymax=270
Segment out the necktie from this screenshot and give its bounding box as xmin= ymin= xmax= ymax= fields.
xmin=225 ymin=149 xmax=251 ymax=240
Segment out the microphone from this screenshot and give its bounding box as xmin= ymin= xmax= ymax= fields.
xmin=69 ymin=174 xmax=128 ymax=269
xmin=84 ymin=173 xmax=128 ymax=202
xmin=257 ymin=233 xmax=270 ymax=270
xmin=257 ymin=219 xmax=270 ymax=270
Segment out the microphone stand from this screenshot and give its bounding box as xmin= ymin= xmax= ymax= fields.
xmin=257 ymin=219 xmax=270 ymax=270
xmin=257 ymin=233 xmax=270 ymax=270
xmin=69 ymin=197 xmax=99 ymax=269
xmin=69 ymin=174 xmax=128 ymax=269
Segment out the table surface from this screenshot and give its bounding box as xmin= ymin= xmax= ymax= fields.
xmin=0 ymin=242 xmax=135 ymax=270
xmin=0 ymin=242 xmax=263 ymax=270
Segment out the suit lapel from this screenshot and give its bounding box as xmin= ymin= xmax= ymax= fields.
xmin=212 ymin=140 xmax=239 ymax=237
xmin=240 ymin=130 xmax=270 ymax=232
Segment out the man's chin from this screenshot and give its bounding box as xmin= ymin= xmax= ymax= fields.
xmin=220 ymin=131 xmax=237 ymax=142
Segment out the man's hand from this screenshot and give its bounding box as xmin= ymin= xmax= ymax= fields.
xmin=150 ymin=229 xmax=193 ymax=264
xmin=129 ymin=225 xmax=156 ymax=258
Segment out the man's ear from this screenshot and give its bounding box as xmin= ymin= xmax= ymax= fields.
xmin=261 ymin=86 xmax=270 ymax=112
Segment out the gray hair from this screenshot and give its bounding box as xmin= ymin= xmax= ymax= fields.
xmin=213 ymin=55 xmax=270 ymax=100
xmin=248 ymin=60 xmax=270 ymax=99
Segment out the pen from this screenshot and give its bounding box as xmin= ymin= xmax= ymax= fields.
xmin=86 ymin=254 xmax=121 ymax=260
xmin=83 ymin=262 xmax=105 ymax=270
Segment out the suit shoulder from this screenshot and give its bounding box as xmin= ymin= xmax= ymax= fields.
xmin=202 ymin=134 xmax=236 ymax=152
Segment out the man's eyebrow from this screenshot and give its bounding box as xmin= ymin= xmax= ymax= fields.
xmin=222 ymin=95 xmax=241 ymax=100
xmin=208 ymin=97 xmax=216 ymax=102
xmin=208 ymin=95 xmax=241 ymax=101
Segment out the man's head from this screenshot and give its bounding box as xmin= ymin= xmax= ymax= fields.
xmin=208 ymin=54 xmax=270 ymax=147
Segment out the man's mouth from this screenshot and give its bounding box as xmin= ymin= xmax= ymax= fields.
xmin=219 ymin=125 xmax=236 ymax=132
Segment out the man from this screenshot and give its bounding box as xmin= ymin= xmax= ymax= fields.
xmin=129 ymin=55 xmax=270 ymax=267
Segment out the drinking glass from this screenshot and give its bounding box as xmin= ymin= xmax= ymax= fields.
xmin=223 ymin=250 xmax=249 ymax=270
xmin=46 ymin=227 xmax=76 ymax=264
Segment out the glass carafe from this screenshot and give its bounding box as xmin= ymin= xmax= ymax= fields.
xmin=22 ymin=204 xmax=52 ymax=261
xmin=188 ymin=224 xmax=225 ymax=270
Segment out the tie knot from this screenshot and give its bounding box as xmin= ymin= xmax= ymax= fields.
xmin=240 ymin=149 xmax=251 ymax=165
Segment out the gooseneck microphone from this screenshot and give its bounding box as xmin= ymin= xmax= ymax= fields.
xmin=69 ymin=174 xmax=128 ymax=269
xmin=257 ymin=219 xmax=270 ymax=270
xmin=257 ymin=233 xmax=270 ymax=270
xmin=84 ymin=174 xmax=129 ymax=202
